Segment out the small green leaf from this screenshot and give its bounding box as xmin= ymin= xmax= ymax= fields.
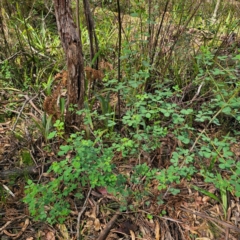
xmin=192 ymin=185 xmax=220 ymax=202
xmin=47 ymin=131 xmax=56 ymax=139
xmin=222 ymin=106 xmax=231 ymax=114
xmin=180 ymin=109 xmax=193 ymax=115
xmin=145 ymin=112 xmax=151 ymax=118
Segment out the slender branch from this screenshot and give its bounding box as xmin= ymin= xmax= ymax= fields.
xmin=76 ymin=188 xmax=92 ymax=239
xmin=117 ymin=0 xmax=121 ymax=122
xmin=97 ymin=211 xmax=120 ymax=240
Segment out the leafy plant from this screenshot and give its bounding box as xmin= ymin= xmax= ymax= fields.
xmin=24 ymin=131 xmax=125 ymax=224
xmin=12 ymin=0 xmax=240 ymax=230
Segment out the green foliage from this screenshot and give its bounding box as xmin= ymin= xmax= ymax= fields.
xmin=47 ymin=120 xmax=65 ymax=140
xmin=24 ymin=131 xmax=124 ymax=224
xmin=20 ymin=149 xmax=33 ymax=166
xmin=0 ymin=0 xmax=62 ymax=89
xmin=25 ymin=62 xmax=240 ymax=223
xmin=4 ymin=0 xmax=238 ymax=226
xmin=0 ymin=61 xmax=13 ymax=84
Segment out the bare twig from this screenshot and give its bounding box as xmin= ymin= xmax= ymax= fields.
xmin=11 ymin=98 xmax=30 ymax=132
xmin=0 ymin=51 xmax=22 ymax=64
xmin=225 ymin=206 xmax=232 ymax=240
xmin=211 ymin=0 xmax=221 ymax=23
xmin=0 ymin=220 xmax=12 ymax=232
xmin=180 ymin=207 xmax=240 ymax=233
xmin=24 ymin=94 xmax=43 ymax=115
xmin=76 ymin=188 xmax=92 ymax=240
xmin=11 ymin=94 xmax=40 ymax=132
xmin=2 ymin=184 xmax=15 ymax=197
xmin=3 ymin=218 xmax=29 ymax=239
xmin=189 ymin=82 xmax=204 ymax=104
xmin=97 ymin=211 xmax=120 ymax=240
xmin=117 ymin=0 xmax=121 ymax=122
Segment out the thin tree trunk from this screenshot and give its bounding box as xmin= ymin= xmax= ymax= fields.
xmin=83 ymin=0 xmax=99 ymax=69
xmin=54 ymin=0 xmax=85 ymax=129
xmin=116 ymin=0 xmax=121 ymax=121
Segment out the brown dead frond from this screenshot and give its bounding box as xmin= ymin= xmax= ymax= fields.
xmin=85 ymin=67 xmax=104 ymax=83
xmin=43 ymin=70 xmax=68 ymax=122
xmin=99 ymin=60 xmax=113 ymax=72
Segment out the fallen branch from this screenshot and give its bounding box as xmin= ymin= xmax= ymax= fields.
xmin=97 ymin=211 xmax=120 ymax=240
xmin=0 ymin=166 xmax=39 ymax=179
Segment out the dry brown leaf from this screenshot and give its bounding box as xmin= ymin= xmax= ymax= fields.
xmin=85 ymin=206 xmax=97 ymax=219
xmin=99 ymin=60 xmax=113 ymax=71
xmin=202 ymin=196 xmax=210 ymax=203
xmin=94 ymin=218 xmax=101 ymax=231
xmin=81 ymin=220 xmax=94 ymax=235
xmin=106 ymin=232 xmax=120 ymax=240
xmin=46 ymin=231 xmax=55 ymax=240
xmin=139 ymin=225 xmax=147 ymax=238
xmin=155 ymin=220 xmax=160 ymax=240
xmin=130 ymin=230 xmax=135 ymax=240
xmin=96 ymin=186 xmax=108 ymax=195
xmin=57 ymin=224 xmax=68 ymax=240
xmin=36 ymin=230 xmax=45 ymax=239
xmin=181 ymin=224 xmax=199 ymax=235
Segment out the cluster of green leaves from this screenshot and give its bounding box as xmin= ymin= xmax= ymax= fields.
xmin=24 ymin=131 xmax=125 ymax=224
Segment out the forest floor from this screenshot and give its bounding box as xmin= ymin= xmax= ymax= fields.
xmin=1 ymin=1 xmax=240 ymax=240
xmin=1 ymin=99 xmax=240 ymax=240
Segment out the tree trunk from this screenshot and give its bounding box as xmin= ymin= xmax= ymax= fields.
xmin=83 ymin=0 xmax=99 ymax=69
xmin=54 ymin=0 xmax=85 ymax=129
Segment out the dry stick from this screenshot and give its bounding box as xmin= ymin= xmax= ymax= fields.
xmin=161 ymin=2 xmax=202 ymax=78
xmin=180 ymin=207 xmax=240 ymax=233
xmin=11 ymin=94 xmax=41 ymax=132
xmin=150 ymin=0 xmax=170 ymax=66
xmin=96 ymin=211 xmax=120 ymax=240
xmin=12 ymin=218 xmax=29 ymax=240
xmin=187 ymin=82 xmax=204 ymax=105
xmin=0 ymin=51 xmax=21 ymax=64
xmin=3 ymin=218 xmax=29 ymax=239
xmin=147 ymin=0 xmax=152 ymax=57
xmin=11 ymin=97 xmax=29 ymax=132
xmin=0 ymin=220 xmax=12 ymax=232
xmin=2 ymin=184 xmax=15 ymax=197
xmin=24 ymin=94 xmax=43 ymax=115
xmin=76 ymin=188 xmax=92 ymax=240
xmin=211 ymin=0 xmax=221 ymax=23
xmin=11 ymin=95 xmax=34 ymax=132
xmin=225 ymin=206 xmax=232 ymax=240
xmin=140 ymin=209 xmax=183 ymax=223
xmin=116 ymin=0 xmax=121 ymax=122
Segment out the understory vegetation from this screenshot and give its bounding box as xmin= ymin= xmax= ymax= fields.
xmin=0 ymin=0 xmax=240 ymax=239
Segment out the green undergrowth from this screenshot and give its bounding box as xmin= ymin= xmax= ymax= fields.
xmin=24 ymin=50 xmax=240 ymax=224
xmin=1 ymin=0 xmax=240 ymax=227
